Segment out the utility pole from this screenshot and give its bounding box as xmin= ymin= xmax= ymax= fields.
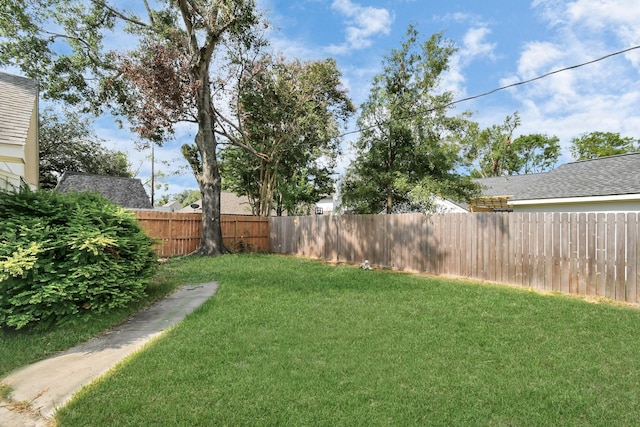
xmin=150 ymin=144 xmax=155 ymax=206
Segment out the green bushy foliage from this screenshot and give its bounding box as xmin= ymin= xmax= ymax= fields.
xmin=0 ymin=189 xmax=157 ymax=329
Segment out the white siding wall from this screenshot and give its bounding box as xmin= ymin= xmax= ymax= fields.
xmin=0 ymin=169 xmax=22 ymax=191
xmin=513 ymin=199 xmax=640 ymax=212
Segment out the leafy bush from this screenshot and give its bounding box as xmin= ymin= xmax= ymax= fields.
xmin=0 ymin=189 xmax=157 ymax=329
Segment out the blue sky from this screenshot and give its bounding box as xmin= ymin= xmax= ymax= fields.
xmin=52 ymin=1 xmax=640 ymax=198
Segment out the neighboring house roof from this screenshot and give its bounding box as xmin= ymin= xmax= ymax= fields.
xmin=0 ymin=72 xmax=39 ymax=189
xmin=475 ymin=174 xmax=535 ymax=200
xmin=476 ymin=152 xmax=640 ymax=201
xmin=55 ymin=171 xmax=152 ymax=209
xmin=471 ymin=153 xmax=640 ymax=212
xmin=178 ymin=192 xmax=254 ymax=215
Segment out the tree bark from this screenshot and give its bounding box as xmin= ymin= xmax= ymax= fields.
xmin=196 ymin=143 xmax=224 ymax=255
xmin=386 ymin=185 xmax=393 ymax=214
xmin=193 ymin=63 xmax=224 ymax=255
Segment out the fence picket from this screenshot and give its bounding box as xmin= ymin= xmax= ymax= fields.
xmin=534 ymin=213 xmax=545 ymax=290
xmin=606 ymin=213 xmax=616 ymax=299
xmin=560 ymin=213 xmax=570 ymax=294
xmin=586 ymin=213 xmax=596 ymax=296
xmin=577 ymin=213 xmax=587 ymax=295
xmin=627 ymin=213 xmax=638 ymax=303
xmin=616 ymin=213 xmax=627 ymax=301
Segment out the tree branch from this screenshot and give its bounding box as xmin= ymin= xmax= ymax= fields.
xmin=42 ymin=31 xmax=106 ymax=69
xmin=214 ymin=114 xmax=269 ymax=161
xmin=143 ymin=0 xmax=155 ymax=26
xmin=91 ymin=0 xmax=149 ymax=28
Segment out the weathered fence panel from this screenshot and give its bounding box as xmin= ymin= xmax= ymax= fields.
xmin=270 ymin=212 xmax=640 ymax=304
xmin=133 ymin=211 xmax=269 ymax=257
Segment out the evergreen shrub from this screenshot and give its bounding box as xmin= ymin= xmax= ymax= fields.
xmin=0 ymin=189 xmax=157 ymax=329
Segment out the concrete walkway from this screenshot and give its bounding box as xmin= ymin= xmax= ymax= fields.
xmin=0 ymin=283 xmax=219 ymax=427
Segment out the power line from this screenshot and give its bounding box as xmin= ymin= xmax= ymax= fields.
xmin=340 ymin=44 xmax=640 ymax=139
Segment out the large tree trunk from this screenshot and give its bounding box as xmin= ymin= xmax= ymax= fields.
xmin=193 ymin=67 xmax=224 ymax=256
xmin=196 ymin=145 xmax=224 ymax=255
xmin=386 ymin=185 xmax=393 ymax=214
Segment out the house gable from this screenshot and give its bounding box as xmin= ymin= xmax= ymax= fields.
xmin=0 ymin=72 xmax=39 ymax=190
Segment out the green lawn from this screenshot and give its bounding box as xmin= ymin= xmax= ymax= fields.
xmin=47 ymin=254 xmax=640 ymax=425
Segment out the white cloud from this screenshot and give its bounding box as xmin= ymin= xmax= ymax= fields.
xmin=443 ymin=25 xmax=496 ymax=97
xmin=566 ymin=0 xmax=640 ymax=68
xmin=530 ymin=0 xmax=568 ymax=27
xmin=487 ymin=0 xmax=640 ymax=160
xmin=515 ymin=91 xmax=639 ymax=160
xmin=438 ymin=12 xmax=487 ymax=27
xmin=515 ymin=41 xmax=563 ymax=79
xmin=441 ymin=55 xmax=466 ymax=97
xmin=431 ymin=11 xmax=498 ymax=98
xmin=327 ymin=0 xmax=393 ymax=54
xmin=269 ymin=35 xmax=317 ymax=60
xmin=461 ymin=27 xmax=496 ymax=60
xmin=565 ymin=0 xmax=640 ymax=30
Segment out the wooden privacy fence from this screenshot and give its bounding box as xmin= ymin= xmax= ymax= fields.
xmin=133 ymin=211 xmax=269 ymax=257
xmin=270 ymin=212 xmax=640 ymax=304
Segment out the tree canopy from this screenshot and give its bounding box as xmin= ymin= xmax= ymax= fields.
xmin=463 ymin=113 xmax=521 ymax=178
xmin=463 ymin=113 xmax=560 ymax=177
xmin=510 ymin=133 xmax=560 ymax=174
xmin=39 ymin=108 xmax=131 ymax=189
xmin=157 ymin=189 xmax=201 ymax=208
xmin=570 ymin=131 xmax=638 ymax=160
xmin=220 ymin=56 xmax=354 ymax=216
xmin=341 ymin=26 xmax=479 ymax=214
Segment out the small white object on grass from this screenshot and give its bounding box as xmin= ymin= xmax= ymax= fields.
xmin=360 ymin=260 xmax=372 ymax=270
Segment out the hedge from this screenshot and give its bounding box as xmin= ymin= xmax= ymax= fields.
xmin=0 ymin=189 xmax=157 ymax=329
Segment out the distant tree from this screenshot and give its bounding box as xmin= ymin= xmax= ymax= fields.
xmin=463 ymin=113 xmax=522 ymax=178
xmin=131 ymin=151 xmax=180 ymax=206
xmin=220 ymin=56 xmax=354 ymax=216
xmin=39 ymin=109 xmax=131 ymax=189
xmin=510 ymin=133 xmax=560 ymax=174
xmin=156 ymin=189 xmax=201 ymax=207
xmin=174 ymin=189 xmax=202 ymax=207
xmin=341 ymin=26 xmax=479 ymax=214
xmin=570 ymin=132 xmax=638 ymax=160
xmin=156 ymin=194 xmax=171 ymax=206
xmin=464 ymin=114 xmax=559 ymax=176
xmin=276 ymin=165 xmax=335 ymax=216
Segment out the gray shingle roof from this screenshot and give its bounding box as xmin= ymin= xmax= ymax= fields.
xmin=0 ymin=72 xmax=38 ymax=146
xmin=475 ymin=174 xmax=539 ymax=199
xmin=476 ymin=152 xmax=640 ymax=201
xmin=55 ymin=171 xmax=152 ymax=209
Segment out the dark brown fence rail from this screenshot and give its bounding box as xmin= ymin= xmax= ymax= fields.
xmin=270 ymin=212 xmax=640 ymax=304
xmin=133 ymin=211 xmax=269 ymax=256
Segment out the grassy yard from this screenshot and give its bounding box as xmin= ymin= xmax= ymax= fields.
xmin=46 ymin=254 xmax=640 ymax=425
